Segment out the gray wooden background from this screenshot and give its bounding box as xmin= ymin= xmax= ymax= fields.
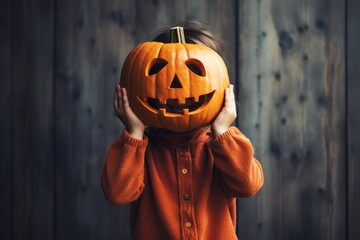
xmin=1 ymin=0 xmax=359 ymax=239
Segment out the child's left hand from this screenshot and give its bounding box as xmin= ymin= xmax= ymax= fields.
xmin=211 ymin=84 xmax=237 ymax=137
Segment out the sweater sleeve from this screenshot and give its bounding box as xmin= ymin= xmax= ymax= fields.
xmin=209 ymin=127 xmax=264 ymax=198
xmin=101 ymin=130 xmax=148 ymax=205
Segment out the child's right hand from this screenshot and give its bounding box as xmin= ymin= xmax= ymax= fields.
xmin=113 ymin=83 xmax=145 ymax=140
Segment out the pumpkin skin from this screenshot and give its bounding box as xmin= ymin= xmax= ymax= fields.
xmin=120 ymin=41 xmax=230 ymax=131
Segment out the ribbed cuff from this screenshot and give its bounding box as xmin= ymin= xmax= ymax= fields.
xmin=210 ymin=126 xmax=240 ymax=145
xmin=120 ymin=129 xmax=148 ymax=148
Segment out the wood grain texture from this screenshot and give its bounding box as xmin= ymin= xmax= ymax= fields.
xmin=54 ymin=0 xmax=132 ymax=239
xmin=347 ymin=0 xmax=360 ymax=239
xmin=2 ymin=0 xmax=357 ymax=239
xmin=0 ymin=0 xmax=13 ymax=239
xmin=237 ymin=1 xmax=346 ymax=239
xmin=184 ymin=0 xmax=237 ymax=83
xmin=11 ymin=0 xmax=55 ymax=239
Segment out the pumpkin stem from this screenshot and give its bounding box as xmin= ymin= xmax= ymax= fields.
xmin=170 ymin=26 xmax=186 ymax=44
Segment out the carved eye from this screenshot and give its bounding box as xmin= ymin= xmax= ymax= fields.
xmin=147 ymin=58 xmax=168 ymax=76
xmin=185 ymin=59 xmax=206 ymax=76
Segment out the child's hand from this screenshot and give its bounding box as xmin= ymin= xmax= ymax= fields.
xmin=211 ymin=84 xmax=237 ymax=137
xmin=114 ymin=84 xmax=145 ymax=140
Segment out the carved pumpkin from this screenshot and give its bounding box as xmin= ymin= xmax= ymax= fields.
xmin=120 ymin=27 xmax=230 ymax=131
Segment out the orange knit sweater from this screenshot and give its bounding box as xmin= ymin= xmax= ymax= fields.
xmin=101 ymin=126 xmax=264 ymax=240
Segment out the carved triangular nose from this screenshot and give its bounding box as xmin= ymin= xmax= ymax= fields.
xmin=170 ymin=74 xmax=183 ymax=88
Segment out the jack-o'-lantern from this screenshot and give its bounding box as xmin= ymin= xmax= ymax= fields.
xmin=120 ymin=26 xmax=230 ymax=131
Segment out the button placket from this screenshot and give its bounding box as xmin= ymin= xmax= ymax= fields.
xmin=176 ymin=146 xmax=197 ymax=239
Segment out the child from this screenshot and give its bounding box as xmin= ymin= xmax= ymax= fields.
xmin=101 ymin=21 xmax=264 ymax=240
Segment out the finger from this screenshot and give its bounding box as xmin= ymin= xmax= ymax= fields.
xmin=121 ymin=88 xmax=130 ymax=110
xmin=113 ymin=84 xmax=119 ymax=112
xmin=225 ymin=85 xmax=236 ymax=110
xmin=117 ymin=84 xmax=124 ymax=111
xmin=228 ymin=84 xmax=235 ymax=100
xmin=224 ymin=85 xmax=232 ymax=105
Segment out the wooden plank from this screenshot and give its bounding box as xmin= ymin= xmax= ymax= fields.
xmin=0 ymin=0 xmax=13 ymax=239
xmin=237 ymin=0 xmax=346 ymax=239
xmin=53 ymin=1 xmax=186 ymax=239
xmin=54 ymin=0 xmax=137 ymax=239
xmin=11 ymin=0 xmax=55 ymax=239
xmin=184 ymin=0 xmax=237 ymax=86
xmin=347 ymin=0 xmax=360 ymax=239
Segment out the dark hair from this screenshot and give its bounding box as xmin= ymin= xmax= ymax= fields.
xmin=152 ymin=21 xmax=224 ymax=57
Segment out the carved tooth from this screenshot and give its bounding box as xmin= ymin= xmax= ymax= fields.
xmin=183 ymin=108 xmax=189 ymax=116
xmin=177 ymin=96 xmax=186 ymax=105
xmin=158 ymin=97 xmax=167 ymax=105
xmin=193 ymin=94 xmax=200 ymax=102
xmin=159 ymin=108 xmax=166 ymax=116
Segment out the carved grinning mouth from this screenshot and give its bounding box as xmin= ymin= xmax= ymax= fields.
xmin=138 ymin=91 xmax=215 ymax=115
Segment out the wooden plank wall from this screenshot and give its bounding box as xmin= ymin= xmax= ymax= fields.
xmin=1 ymin=0 xmax=55 ymax=239
xmin=0 ymin=1 xmax=13 ymax=239
xmin=0 ymin=0 xmax=358 ymax=239
xmin=347 ymin=0 xmax=360 ymax=239
xmin=237 ymin=0 xmax=346 ymax=239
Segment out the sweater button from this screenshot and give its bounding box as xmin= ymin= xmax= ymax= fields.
xmin=184 ymin=194 xmax=190 ymax=201
xmin=181 ymin=168 xmax=188 ymax=175
xmin=185 ymin=221 xmax=192 ymax=228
